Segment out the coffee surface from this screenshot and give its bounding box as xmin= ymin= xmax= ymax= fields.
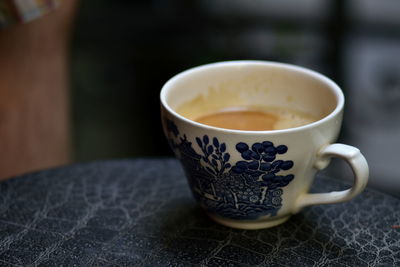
xmin=194 ymin=107 xmax=317 ymax=131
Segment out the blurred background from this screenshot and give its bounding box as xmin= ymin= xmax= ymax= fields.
xmin=68 ymin=0 xmax=400 ymax=196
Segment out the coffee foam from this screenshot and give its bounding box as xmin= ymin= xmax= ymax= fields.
xmin=193 ymin=106 xmax=318 ymax=131
xmin=270 ymin=108 xmax=317 ymax=130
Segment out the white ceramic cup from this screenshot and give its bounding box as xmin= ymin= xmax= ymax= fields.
xmin=160 ymin=61 xmax=369 ymax=230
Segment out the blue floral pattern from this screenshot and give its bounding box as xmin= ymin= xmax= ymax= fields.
xmin=165 ymin=118 xmax=295 ymax=220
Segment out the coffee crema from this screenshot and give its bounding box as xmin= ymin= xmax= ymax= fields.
xmin=194 ymin=107 xmax=317 ymax=131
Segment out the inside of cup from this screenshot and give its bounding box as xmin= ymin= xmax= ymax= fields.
xmin=164 ymin=62 xmax=340 ymax=123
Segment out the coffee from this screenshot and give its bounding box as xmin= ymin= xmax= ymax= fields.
xmin=194 ymin=107 xmax=317 ymax=131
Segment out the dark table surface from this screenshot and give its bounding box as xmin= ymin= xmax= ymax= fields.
xmin=0 ymin=159 xmax=399 ymax=267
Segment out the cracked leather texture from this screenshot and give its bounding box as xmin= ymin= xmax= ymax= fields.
xmin=0 ymin=159 xmax=399 ymax=266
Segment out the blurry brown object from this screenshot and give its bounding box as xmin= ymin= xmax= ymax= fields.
xmin=0 ymin=0 xmax=78 ymax=180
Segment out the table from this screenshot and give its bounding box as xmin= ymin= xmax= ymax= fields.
xmin=0 ymin=159 xmax=398 ymax=266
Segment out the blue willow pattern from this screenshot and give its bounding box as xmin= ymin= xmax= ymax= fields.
xmin=165 ymin=119 xmax=294 ymax=220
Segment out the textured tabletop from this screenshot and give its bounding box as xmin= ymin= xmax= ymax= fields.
xmin=0 ymin=159 xmax=399 ymax=267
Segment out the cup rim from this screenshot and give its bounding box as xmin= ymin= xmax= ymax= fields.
xmin=160 ymin=60 xmax=345 ymax=135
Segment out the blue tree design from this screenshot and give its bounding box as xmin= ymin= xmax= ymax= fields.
xmin=232 ymin=141 xmax=294 ymax=190
xmin=164 ymin=117 xmax=295 ymax=220
xmin=166 ymin=118 xmax=179 ymax=137
xmin=194 ymin=135 xmax=231 ymax=199
xmin=217 ymin=141 xmax=295 ymax=217
xmin=165 ymin=118 xmax=180 ymax=150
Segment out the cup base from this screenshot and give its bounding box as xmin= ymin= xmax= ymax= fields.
xmin=207 ymin=213 xmax=291 ymax=230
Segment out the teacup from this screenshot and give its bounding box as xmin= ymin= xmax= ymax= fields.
xmin=160 ymin=61 xmax=369 ymax=230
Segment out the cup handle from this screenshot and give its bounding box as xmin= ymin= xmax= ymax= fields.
xmin=294 ymin=143 xmax=369 ymax=213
